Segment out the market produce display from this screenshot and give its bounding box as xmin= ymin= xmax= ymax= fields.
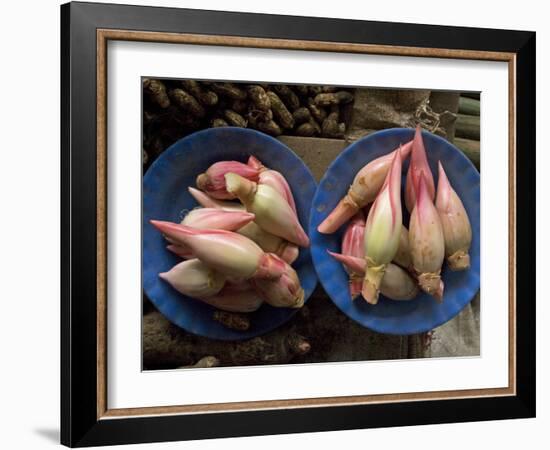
xmin=150 ymin=156 xmax=309 ymax=314
xmin=143 ymin=79 xmax=355 ymax=165
xmin=322 ymin=126 xmax=472 ymax=305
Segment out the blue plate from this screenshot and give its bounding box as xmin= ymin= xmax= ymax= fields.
xmin=310 ymin=128 xmax=480 ymax=335
xmin=143 ymin=127 xmax=318 ymax=341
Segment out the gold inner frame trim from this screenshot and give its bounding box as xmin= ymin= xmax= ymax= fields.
xmin=96 ymin=28 xmax=517 ymax=420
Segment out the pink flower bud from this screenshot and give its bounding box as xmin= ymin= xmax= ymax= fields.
xmin=188 ymin=187 xmax=244 ymax=211
xmin=150 ymin=221 xmax=286 ymax=280
xmin=225 ymin=173 xmax=309 ymax=247
xmin=362 ymin=146 xmax=404 ymax=304
xmin=436 ymin=161 xmax=472 ymax=270
xmin=166 ymin=244 xmax=194 ymax=259
xmin=341 ymin=212 xmax=365 ymax=298
xmin=318 ymin=140 xmax=412 ymax=234
xmin=248 ymin=156 xmax=297 ymax=214
xmin=251 ymin=262 xmax=304 ymax=308
xmin=196 ymin=161 xmax=260 ymax=200
xmin=181 ymin=208 xmax=255 ymax=231
xmin=238 ymin=222 xmax=299 ymax=264
xmin=159 ymin=259 xmax=225 ymax=298
xmin=409 ymin=171 xmax=445 ymax=300
xmin=327 ymin=252 xmax=418 ymax=301
xmin=196 ymin=282 xmax=263 ymax=313
xmin=405 ymin=126 xmax=436 ymax=212
xmin=378 ymin=263 xmax=419 ymax=301
xmin=394 ymin=226 xmax=413 ymax=271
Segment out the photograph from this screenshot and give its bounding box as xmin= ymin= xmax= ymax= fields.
xmin=141 ymin=79 xmax=481 ymax=370
xmin=55 ymin=1 xmax=536 ymax=447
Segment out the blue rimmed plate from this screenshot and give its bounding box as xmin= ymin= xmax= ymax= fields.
xmin=309 ymin=128 xmax=480 ymax=335
xmin=143 ymin=127 xmax=317 ymax=341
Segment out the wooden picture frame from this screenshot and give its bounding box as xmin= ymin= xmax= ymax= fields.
xmin=61 ymin=1 xmax=535 ymax=447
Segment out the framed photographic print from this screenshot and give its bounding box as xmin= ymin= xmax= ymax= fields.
xmin=61 ymin=1 xmax=536 ymax=447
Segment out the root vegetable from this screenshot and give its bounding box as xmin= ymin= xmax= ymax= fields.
xmin=409 ymin=172 xmax=445 ymax=301
xmin=405 ymin=125 xmax=436 ymax=212
xmin=327 ymin=253 xmax=418 ymax=301
xmin=314 ymin=91 xmax=354 ymax=106
xmin=223 ymin=109 xmax=247 ymax=127
xmin=267 ymin=91 xmax=295 ymax=129
xmin=272 ymin=85 xmax=300 ymax=111
xmin=225 ymin=173 xmax=309 ymax=247
xmin=159 ymin=259 xmax=225 ymax=298
xmin=247 ymin=156 xmax=297 ymax=213
xmin=181 ymin=208 xmax=255 ymax=231
xmin=188 ymin=187 xmax=244 ymax=211
xmin=318 ymin=141 xmax=412 ymax=234
xmin=196 ymin=161 xmax=260 ymax=200
xmin=143 ymin=78 xmax=170 ymax=108
xmin=201 ymin=283 xmax=263 ymax=313
xmin=247 ymin=85 xmax=271 ymax=111
xmin=211 ymin=82 xmax=247 ymax=100
xmin=436 ymin=161 xmax=472 ymax=270
xmin=150 ymin=221 xmax=287 ymax=281
xmin=251 ymin=263 xmax=304 ymax=308
xmin=180 ymin=80 xmax=218 ymax=106
xmin=169 ymin=89 xmax=206 ymax=118
xmin=362 ymin=147 xmax=404 ymax=304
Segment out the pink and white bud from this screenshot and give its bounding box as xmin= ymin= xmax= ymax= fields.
xmin=181 ymin=207 xmax=255 ymax=231
xmin=405 ymin=126 xmax=436 ymax=212
xmin=188 ymin=187 xmax=244 ymax=211
xmin=342 ymin=211 xmax=365 ymax=258
xmin=225 ymin=173 xmax=309 ymax=247
xmin=196 ymin=282 xmax=263 ymax=313
xmin=162 ymin=209 xmax=254 ymax=259
xmin=327 ymin=252 xmax=418 ymax=301
xmin=436 ymin=161 xmax=472 ymax=271
xmin=238 ymin=221 xmax=299 ymax=264
xmin=318 ymin=141 xmax=412 ymax=234
xmin=393 ymin=225 xmax=413 ymax=271
xmin=379 ymin=263 xmax=419 ymax=301
xmin=409 ymin=171 xmax=445 ymax=300
xmin=251 ymin=261 xmax=304 ymax=308
xmin=196 ymin=161 xmax=260 ymax=200
xmin=248 ymin=156 xmax=297 ymax=214
xmin=362 ymin=146 xmax=404 ymax=304
xmin=159 ymin=259 xmax=225 ymax=298
xmin=166 ymin=244 xmax=194 ymax=259
xmin=150 ymin=221 xmax=286 ymax=280
xmin=328 ymin=251 xmax=366 ymax=275
xmin=341 ymin=212 xmax=365 ymax=298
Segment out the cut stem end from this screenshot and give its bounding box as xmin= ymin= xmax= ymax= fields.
xmin=362 ymin=261 xmax=386 ymax=304
xmin=417 ymin=271 xmax=443 ymax=301
xmin=447 ymin=251 xmax=471 ymax=271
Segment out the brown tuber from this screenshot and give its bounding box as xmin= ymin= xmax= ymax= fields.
xmin=223 ymin=109 xmax=248 ymax=127
xmin=211 ymin=118 xmax=229 ymax=127
xmin=267 ymin=91 xmax=295 ymax=129
xmin=230 ymin=99 xmax=248 ymax=114
xmin=143 ymin=78 xmax=170 ymax=108
xmin=211 ymin=82 xmax=247 ymax=100
xmin=307 ymin=97 xmax=327 ymax=123
xmin=322 ymin=108 xmax=345 ymax=138
xmin=272 ymin=85 xmax=301 ymax=111
xmin=247 ymin=85 xmax=271 ymax=111
xmin=295 ymin=123 xmax=317 ymax=137
xmin=292 ymin=107 xmax=313 ymax=125
xmin=180 ymin=80 xmax=219 ymax=106
xmin=169 ymin=89 xmax=206 ymax=118
xmin=314 ymin=91 xmax=354 ymax=106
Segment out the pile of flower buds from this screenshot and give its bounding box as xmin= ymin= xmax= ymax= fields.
xmin=151 ymin=156 xmax=309 ymax=313
xmin=320 ymin=125 xmax=472 ymax=304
